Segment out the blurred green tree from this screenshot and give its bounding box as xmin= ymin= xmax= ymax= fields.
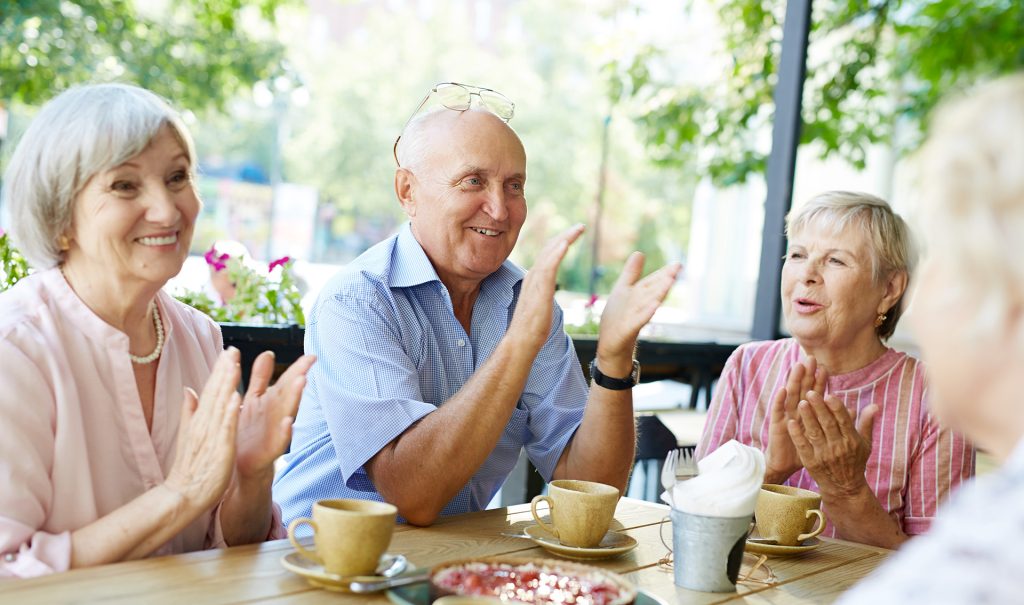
xmin=0 ymin=0 xmax=294 ymax=111
xmin=605 ymin=0 xmax=1024 ymax=186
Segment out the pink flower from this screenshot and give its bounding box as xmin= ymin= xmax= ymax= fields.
xmin=204 ymin=245 xmax=230 ymax=272
xmin=585 ymin=294 xmax=599 ymax=308
xmin=268 ymin=256 xmax=291 ymax=272
xmin=0 ymin=227 xmax=6 ymax=238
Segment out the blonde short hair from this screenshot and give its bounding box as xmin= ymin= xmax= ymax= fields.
xmin=919 ymin=75 xmax=1024 ymax=340
xmin=786 ymin=191 xmax=916 ymax=340
xmin=2 ymin=83 xmax=196 ymax=269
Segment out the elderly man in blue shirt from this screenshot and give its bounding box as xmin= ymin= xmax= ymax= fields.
xmin=274 ymin=83 xmax=682 ymax=527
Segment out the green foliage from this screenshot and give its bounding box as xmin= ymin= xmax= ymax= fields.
xmin=565 ymin=318 xmax=601 ymax=337
xmin=0 ymin=230 xmax=30 ymax=291
xmin=173 ymin=288 xmax=234 ymax=322
xmin=564 ymin=299 xmax=602 ymax=337
xmin=0 ymin=0 xmax=294 ymax=111
xmin=175 ymin=256 xmax=305 ymax=326
xmin=605 ymin=0 xmax=1024 ymax=185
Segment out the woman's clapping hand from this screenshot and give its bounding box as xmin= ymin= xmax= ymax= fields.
xmin=765 ymin=357 xmax=826 ymax=483
xmin=163 ymin=348 xmax=243 ymax=511
xmin=235 ymin=351 xmax=316 ymax=482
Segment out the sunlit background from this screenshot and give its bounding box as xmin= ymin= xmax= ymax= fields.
xmin=2 ymin=0 xmax=1019 ymax=345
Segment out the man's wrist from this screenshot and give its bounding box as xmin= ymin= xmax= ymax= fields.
xmin=590 ymin=358 xmax=640 ymax=390
xmin=595 ymin=345 xmax=635 ymax=378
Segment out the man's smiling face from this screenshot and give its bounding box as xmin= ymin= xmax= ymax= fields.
xmin=401 ymin=109 xmax=527 ymax=290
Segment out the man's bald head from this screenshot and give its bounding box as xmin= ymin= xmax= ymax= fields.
xmin=395 ymin=108 xmax=525 ymax=172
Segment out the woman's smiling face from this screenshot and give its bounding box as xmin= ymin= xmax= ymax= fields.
xmin=63 ymin=125 xmax=199 ymax=290
xmin=781 ymin=219 xmax=889 ymax=351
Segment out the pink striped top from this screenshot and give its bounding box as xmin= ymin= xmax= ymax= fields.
xmin=696 ymin=339 xmax=975 ymax=537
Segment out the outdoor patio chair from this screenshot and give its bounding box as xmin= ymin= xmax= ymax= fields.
xmin=627 ymin=414 xmax=683 ymax=502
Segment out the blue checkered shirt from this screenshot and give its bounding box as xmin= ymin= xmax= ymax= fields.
xmin=273 ymin=223 xmax=588 ymax=526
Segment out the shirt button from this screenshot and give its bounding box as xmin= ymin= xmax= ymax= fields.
xmin=457 ymin=339 xmax=465 ymax=347
xmin=4 ymin=553 xmax=14 ymax=562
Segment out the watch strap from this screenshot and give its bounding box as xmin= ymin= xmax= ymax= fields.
xmin=589 ymin=359 xmax=640 ymax=390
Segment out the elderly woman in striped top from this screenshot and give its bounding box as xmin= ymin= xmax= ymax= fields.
xmin=697 ymin=191 xmax=974 ymax=549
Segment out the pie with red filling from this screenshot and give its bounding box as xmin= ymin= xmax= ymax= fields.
xmin=430 ymin=557 xmax=637 ymax=605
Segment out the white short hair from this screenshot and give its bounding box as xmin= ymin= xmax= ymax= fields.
xmin=786 ymin=190 xmax=916 ymax=339
xmin=394 ymin=107 xmax=448 ymax=170
xmin=919 ymin=75 xmax=1024 ymax=340
xmin=2 ymin=83 xmax=196 ymax=269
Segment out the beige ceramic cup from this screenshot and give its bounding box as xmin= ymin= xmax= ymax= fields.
xmin=287 ymin=499 xmax=398 ymax=576
xmin=754 ymin=484 xmax=826 ymax=546
xmin=530 ymin=479 xmax=620 ymax=548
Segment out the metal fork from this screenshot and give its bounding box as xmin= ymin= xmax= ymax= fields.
xmin=660 ymin=448 xmax=679 ymax=493
xmin=676 ymin=448 xmax=698 ymax=480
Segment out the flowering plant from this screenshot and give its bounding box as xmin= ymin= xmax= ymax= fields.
xmin=173 ymin=245 xmax=305 ymax=326
xmin=0 ymin=234 xmax=304 ymax=326
xmin=565 ymin=293 xmax=601 ymax=336
xmin=0 ymin=228 xmax=31 ymax=292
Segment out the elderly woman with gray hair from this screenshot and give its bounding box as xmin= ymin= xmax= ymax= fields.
xmin=697 ymin=191 xmax=974 ymax=549
xmin=0 ymin=83 xmax=314 ymax=577
xmin=840 ymin=74 xmax=1024 ymax=603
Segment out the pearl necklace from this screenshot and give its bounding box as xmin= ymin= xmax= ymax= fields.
xmin=130 ymin=302 xmax=164 ymax=365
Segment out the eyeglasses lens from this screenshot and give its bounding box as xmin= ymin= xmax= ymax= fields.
xmin=436 ymin=84 xmax=472 ymax=111
xmin=478 ymin=90 xmax=514 ymax=120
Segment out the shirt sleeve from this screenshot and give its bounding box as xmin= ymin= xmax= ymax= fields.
xmin=519 ymin=305 xmax=588 ymax=481
xmin=307 ymin=291 xmax=436 ymax=489
xmin=902 ymin=385 xmax=976 ymax=535
xmin=0 ymin=341 xmax=71 ymax=578
xmin=695 ymin=347 xmax=743 ymax=460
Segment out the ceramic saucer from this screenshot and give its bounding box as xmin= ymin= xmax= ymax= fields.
xmin=280 ymin=551 xmax=407 ymax=592
xmin=523 ymin=524 xmax=638 ymax=560
xmin=744 ymin=536 xmax=821 ymax=556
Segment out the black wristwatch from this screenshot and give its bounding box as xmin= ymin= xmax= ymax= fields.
xmin=589 ymin=359 xmax=641 ymax=390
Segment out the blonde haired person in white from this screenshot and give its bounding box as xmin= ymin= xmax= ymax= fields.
xmin=840 ymin=74 xmax=1024 ymax=603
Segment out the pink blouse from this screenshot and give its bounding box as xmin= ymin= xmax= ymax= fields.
xmin=697 ymin=339 xmax=975 ymax=537
xmin=0 ymin=269 xmax=280 ymax=578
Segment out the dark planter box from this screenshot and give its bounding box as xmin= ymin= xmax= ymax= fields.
xmin=220 ymin=323 xmax=305 ymax=387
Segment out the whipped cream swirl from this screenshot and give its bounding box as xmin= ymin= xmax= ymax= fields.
xmin=663 ymin=440 xmax=765 ymax=517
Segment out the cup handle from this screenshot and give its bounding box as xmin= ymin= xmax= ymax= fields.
xmin=288 ymin=517 xmax=322 ymax=564
xmin=798 ymin=509 xmax=826 ymax=542
xmin=530 ymin=495 xmax=559 ymax=540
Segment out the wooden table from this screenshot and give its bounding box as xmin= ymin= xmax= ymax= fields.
xmin=0 ymin=499 xmax=889 ymax=604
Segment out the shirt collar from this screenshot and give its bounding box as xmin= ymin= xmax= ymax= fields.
xmin=389 ymin=222 xmax=525 ymax=304
xmin=390 ymin=223 xmax=441 ymax=288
